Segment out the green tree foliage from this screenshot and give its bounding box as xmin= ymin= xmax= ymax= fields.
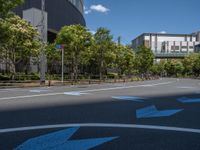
xmin=164 ymin=60 xmax=184 ymax=77
xmin=45 ymin=44 xmax=61 ymax=74
xmin=115 ymin=45 xmax=135 ymax=75
xmin=136 ymin=46 xmax=154 ymax=74
xmin=93 ymin=27 xmax=115 ymax=80
xmin=150 ymin=60 xmax=166 ymax=76
xmin=182 ymin=54 xmax=198 ymax=76
xmin=0 ymin=15 xmax=41 ymax=75
xmin=192 ymin=54 xmax=200 ymax=77
xmin=56 ymin=25 xmax=92 ymax=81
xmin=0 ymin=0 xmax=24 ymax=18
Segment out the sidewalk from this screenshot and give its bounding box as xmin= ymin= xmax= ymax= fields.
xmin=0 ymin=78 xmax=150 ymax=89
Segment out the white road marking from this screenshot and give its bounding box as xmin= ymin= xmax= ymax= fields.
xmin=0 ymin=93 xmax=63 ymax=101
xmin=64 ymin=92 xmax=91 ymax=96
xmin=0 ymin=81 xmax=174 ymax=101
xmin=0 ymin=123 xmax=200 ymax=134
xmin=78 ymin=81 xmax=174 ymax=93
xmin=177 ymin=86 xmax=195 ymax=89
xmin=0 ymin=88 xmax=23 ymax=92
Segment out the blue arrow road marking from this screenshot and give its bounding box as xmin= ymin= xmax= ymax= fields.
xmin=136 ymin=105 xmax=183 ymax=119
xmin=177 ymin=97 xmax=200 ymax=103
xmin=29 ymin=90 xmax=49 ymax=93
xmin=47 ymin=137 xmax=118 ymax=150
xmin=112 ymin=96 xmax=144 ymax=102
xmin=14 ymin=127 xmax=118 ymax=150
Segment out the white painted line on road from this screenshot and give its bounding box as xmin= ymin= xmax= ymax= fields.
xmin=0 ymin=93 xmax=63 ymax=101
xmin=78 ymin=81 xmax=174 ymax=93
xmin=0 ymin=88 xmax=23 ymax=92
xmin=0 ymin=81 xmax=174 ymax=101
xmin=177 ymin=86 xmax=195 ymax=89
xmin=0 ymin=123 xmax=200 ymax=134
xmin=64 ymin=92 xmax=91 ymax=96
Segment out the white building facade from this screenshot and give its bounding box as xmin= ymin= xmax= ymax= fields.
xmin=132 ymin=32 xmax=200 ymax=58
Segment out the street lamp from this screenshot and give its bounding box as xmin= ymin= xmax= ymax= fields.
xmin=40 ymin=0 xmax=46 ymax=85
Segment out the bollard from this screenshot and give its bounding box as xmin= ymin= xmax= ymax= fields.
xmin=48 ymin=80 xmax=51 ymax=87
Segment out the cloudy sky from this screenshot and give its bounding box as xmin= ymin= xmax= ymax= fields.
xmin=84 ymin=0 xmax=200 ymax=44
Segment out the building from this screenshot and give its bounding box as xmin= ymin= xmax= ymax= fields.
xmin=195 ymin=44 xmax=200 ymax=52
xmin=14 ymin=0 xmax=85 ymax=43
xmin=132 ymin=32 xmax=200 ymax=58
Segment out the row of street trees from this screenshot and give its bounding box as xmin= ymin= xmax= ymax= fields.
xmin=0 ymin=0 xmax=155 ymax=81
xmin=0 ymin=0 xmax=41 ymax=78
xmin=1 ymin=0 xmax=200 ymax=81
xmin=151 ymin=54 xmax=200 ymax=77
xmin=47 ymin=26 xmax=140 ymax=80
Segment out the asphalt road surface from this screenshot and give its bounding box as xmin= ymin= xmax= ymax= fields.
xmin=0 ymin=78 xmax=200 ymax=150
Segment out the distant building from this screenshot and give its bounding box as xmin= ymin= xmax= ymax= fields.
xmin=132 ymin=32 xmax=200 ymax=58
xmin=195 ymin=44 xmax=200 ymax=53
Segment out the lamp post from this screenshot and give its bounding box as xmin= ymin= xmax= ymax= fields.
xmin=40 ymin=0 xmax=46 ymax=85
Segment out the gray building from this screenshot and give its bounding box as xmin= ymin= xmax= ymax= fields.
xmin=132 ymin=32 xmax=200 ymax=58
xmin=0 ymin=0 xmax=85 ymax=73
xmin=195 ymin=44 xmax=200 ymax=52
xmin=14 ymin=0 xmax=85 ymax=42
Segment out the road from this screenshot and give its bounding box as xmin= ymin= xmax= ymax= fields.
xmin=0 ymin=78 xmax=200 ymax=150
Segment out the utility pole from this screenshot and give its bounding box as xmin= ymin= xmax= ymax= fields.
xmin=40 ymin=0 xmax=46 ymax=85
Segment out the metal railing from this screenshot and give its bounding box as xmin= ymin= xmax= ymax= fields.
xmin=154 ymin=52 xmax=189 ymax=58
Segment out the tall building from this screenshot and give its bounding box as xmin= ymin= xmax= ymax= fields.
xmin=14 ymin=0 xmax=85 ymax=42
xmin=132 ymin=32 xmax=200 ymax=58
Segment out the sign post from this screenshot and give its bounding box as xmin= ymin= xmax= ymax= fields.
xmin=62 ymin=47 xmax=64 ymax=83
xmin=56 ymin=44 xmax=64 ymax=83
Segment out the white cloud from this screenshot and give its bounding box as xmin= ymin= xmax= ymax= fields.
xmin=90 ymin=4 xmax=110 ymax=13
xmin=84 ymin=4 xmax=110 ymax=14
xmin=90 ymin=30 xmax=96 ymax=35
xmin=159 ymin=31 xmax=167 ymax=34
xmin=84 ymin=10 xmax=92 ymax=14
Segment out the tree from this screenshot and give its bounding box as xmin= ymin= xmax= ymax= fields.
xmin=150 ymin=60 xmax=166 ymax=76
xmin=164 ymin=60 xmax=184 ymax=77
xmin=45 ymin=44 xmax=61 ymax=74
xmin=182 ymin=54 xmax=198 ymax=76
xmin=0 ymin=0 xmax=24 ymax=18
xmin=93 ymin=27 xmax=115 ymax=80
xmin=193 ymin=54 xmax=200 ymax=77
xmin=115 ymin=44 xmax=135 ymax=75
xmin=0 ymin=15 xmax=41 ymax=75
xmin=56 ymin=25 xmax=92 ymax=81
xmin=136 ymin=46 xmax=154 ymax=75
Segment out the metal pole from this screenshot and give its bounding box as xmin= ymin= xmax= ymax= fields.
xmin=40 ymin=0 xmax=46 ymax=85
xmin=62 ymin=48 xmax=64 ymax=83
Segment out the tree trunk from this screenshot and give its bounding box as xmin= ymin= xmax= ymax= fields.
xmin=99 ymin=49 xmax=103 ymax=81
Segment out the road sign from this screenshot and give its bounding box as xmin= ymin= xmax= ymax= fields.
xmin=56 ymin=44 xmax=64 ymax=49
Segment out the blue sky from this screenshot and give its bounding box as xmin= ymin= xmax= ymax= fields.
xmin=84 ymin=0 xmax=200 ymax=45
